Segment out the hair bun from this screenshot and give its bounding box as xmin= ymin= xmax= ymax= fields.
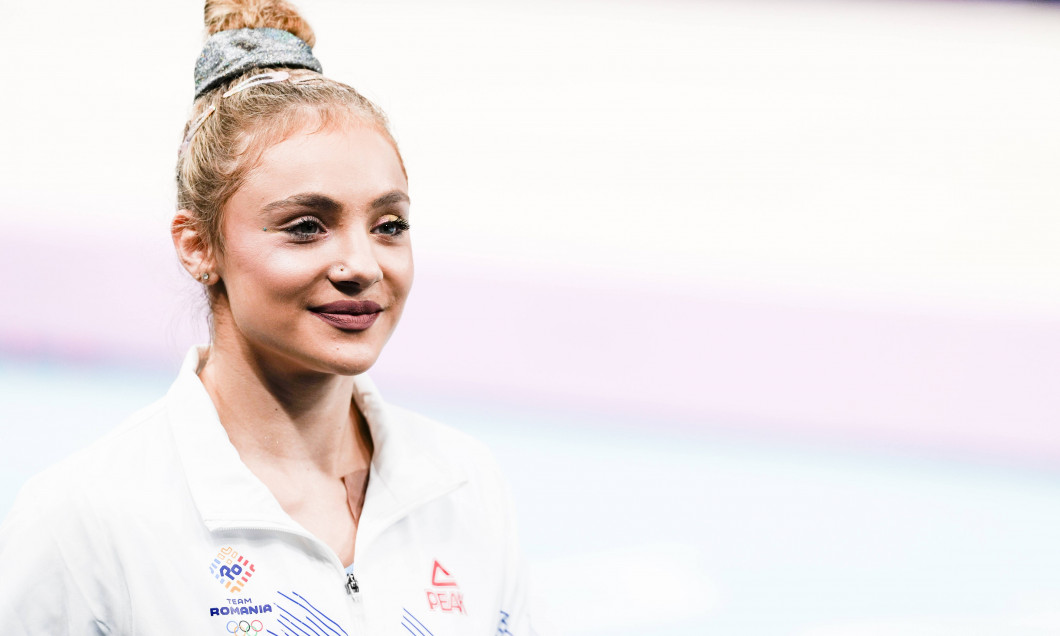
xmin=204 ymin=0 xmax=315 ymax=47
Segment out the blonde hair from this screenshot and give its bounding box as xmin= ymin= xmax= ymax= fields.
xmin=176 ymin=0 xmax=403 ymax=253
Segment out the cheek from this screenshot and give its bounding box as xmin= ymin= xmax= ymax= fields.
xmin=380 ymin=247 xmax=414 ymax=301
xmin=225 ymin=247 xmax=323 ymax=308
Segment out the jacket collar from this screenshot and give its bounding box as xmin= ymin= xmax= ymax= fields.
xmin=168 ymin=346 xmax=467 ymax=551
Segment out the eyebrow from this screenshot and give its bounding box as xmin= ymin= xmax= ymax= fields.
xmin=261 ymin=193 xmax=342 ymax=215
xmin=370 ymin=190 xmax=411 ymax=209
xmin=260 ymin=190 xmax=410 ymax=215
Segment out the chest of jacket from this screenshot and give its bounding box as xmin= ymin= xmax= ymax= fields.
xmin=109 ymin=494 xmax=507 ymax=635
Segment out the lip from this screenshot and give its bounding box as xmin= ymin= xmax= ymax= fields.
xmin=310 ymin=300 xmax=382 ymax=331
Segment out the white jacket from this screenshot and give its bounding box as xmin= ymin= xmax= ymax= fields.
xmin=0 ymin=347 xmax=537 ymax=635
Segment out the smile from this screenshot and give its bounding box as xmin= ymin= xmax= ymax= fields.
xmin=310 ymin=300 xmax=382 ymax=331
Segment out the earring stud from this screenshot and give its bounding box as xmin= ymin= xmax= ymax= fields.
xmin=201 ymin=272 xmax=210 ymax=282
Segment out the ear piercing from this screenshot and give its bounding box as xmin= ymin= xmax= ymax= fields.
xmin=201 ymin=272 xmax=210 ymax=282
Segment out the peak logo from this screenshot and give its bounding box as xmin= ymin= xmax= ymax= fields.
xmin=209 ymin=546 xmax=257 ymax=594
xmin=431 ymin=561 xmax=458 ymax=587
xmin=425 ymin=560 xmax=466 ymax=614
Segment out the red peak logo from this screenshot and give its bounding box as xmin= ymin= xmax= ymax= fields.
xmin=426 ymin=560 xmax=466 ymax=614
xmin=431 ymin=561 xmax=458 ymax=587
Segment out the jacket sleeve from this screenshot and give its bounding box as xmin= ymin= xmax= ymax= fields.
xmin=0 ymin=477 xmax=109 ymax=635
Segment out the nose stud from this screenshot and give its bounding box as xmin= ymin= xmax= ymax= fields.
xmin=330 ymin=263 xmax=381 ymax=284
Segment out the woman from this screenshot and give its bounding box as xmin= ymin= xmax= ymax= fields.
xmin=0 ymin=2 xmax=538 ymax=634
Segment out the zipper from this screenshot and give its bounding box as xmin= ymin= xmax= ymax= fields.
xmin=210 ymin=523 xmax=368 ymax=632
xmin=344 ymin=568 xmax=368 ymax=634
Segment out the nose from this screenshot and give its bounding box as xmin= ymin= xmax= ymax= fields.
xmin=328 ymin=231 xmax=383 ymax=289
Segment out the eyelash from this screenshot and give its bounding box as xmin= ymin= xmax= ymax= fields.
xmin=374 ymin=217 xmax=411 ymax=237
xmin=278 ymin=215 xmax=411 ymax=242
xmin=283 ymin=216 xmax=326 ymax=242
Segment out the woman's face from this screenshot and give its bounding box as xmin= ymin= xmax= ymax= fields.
xmin=211 ymin=119 xmax=412 ymax=377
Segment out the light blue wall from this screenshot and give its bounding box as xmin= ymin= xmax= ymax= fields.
xmin=4 ymin=359 xmax=1059 ymax=635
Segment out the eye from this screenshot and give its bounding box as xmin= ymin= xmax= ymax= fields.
xmin=282 ymin=216 xmax=327 ymax=242
xmin=372 ymin=214 xmax=411 ymax=237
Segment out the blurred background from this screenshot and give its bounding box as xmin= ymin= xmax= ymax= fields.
xmin=2 ymin=0 xmax=1059 ymax=633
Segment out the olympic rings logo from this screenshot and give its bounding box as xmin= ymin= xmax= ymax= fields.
xmin=226 ymin=619 xmax=264 ymax=634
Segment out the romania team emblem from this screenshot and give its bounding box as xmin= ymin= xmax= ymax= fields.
xmin=209 ymin=546 xmax=257 ymax=593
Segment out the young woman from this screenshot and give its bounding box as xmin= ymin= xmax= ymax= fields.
xmin=0 ymin=2 xmax=539 ymax=634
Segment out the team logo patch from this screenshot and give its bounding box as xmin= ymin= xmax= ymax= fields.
xmin=425 ymin=560 xmax=466 ymax=614
xmin=210 ymin=546 xmax=257 ymax=593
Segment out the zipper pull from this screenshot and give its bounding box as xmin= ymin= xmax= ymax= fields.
xmin=345 ymin=571 xmax=360 ymax=596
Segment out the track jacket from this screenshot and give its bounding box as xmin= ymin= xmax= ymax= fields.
xmin=0 ymin=347 xmax=537 ymax=635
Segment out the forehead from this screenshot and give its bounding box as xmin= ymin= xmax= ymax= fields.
xmin=233 ymin=118 xmax=408 ymax=214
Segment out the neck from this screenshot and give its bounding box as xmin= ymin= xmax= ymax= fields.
xmin=197 ymin=336 xmax=373 ymax=479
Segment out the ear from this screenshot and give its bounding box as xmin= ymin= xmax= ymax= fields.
xmin=171 ymin=210 xmax=217 ymax=283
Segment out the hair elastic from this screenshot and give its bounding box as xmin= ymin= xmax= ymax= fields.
xmin=221 ymin=71 xmax=292 ymax=98
xmin=194 ymin=27 xmax=321 ymax=99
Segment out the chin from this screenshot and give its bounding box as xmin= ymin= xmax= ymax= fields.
xmin=255 ymin=339 xmax=384 ymax=378
xmin=324 ymin=357 xmax=380 ymax=377
xmin=311 ymin=347 xmax=385 ymax=377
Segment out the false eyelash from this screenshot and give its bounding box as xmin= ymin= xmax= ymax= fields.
xmin=282 ymin=216 xmax=327 ymax=240
xmin=375 ymin=218 xmax=411 ymax=236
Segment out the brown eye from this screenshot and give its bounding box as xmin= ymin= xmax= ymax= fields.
xmin=283 ymin=217 xmax=327 ymax=241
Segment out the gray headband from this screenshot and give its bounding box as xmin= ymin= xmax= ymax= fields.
xmin=194 ymin=27 xmax=323 ymax=99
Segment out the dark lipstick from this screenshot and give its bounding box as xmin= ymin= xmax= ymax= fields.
xmin=310 ymin=300 xmax=382 ymax=331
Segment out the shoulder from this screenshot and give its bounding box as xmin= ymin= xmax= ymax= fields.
xmin=0 ymin=396 xmax=176 ymax=631
xmin=4 ymin=394 xmax=176 ymax=531
xmin=383 ymin=402 xmax=507 ymax=481
xmin=39 ymin=395 xmax=171 ymax=477
xmin=372 ymin=399 xmax=516 ymax=535
xmin=386 ymin=403 xmax=494 ymax=456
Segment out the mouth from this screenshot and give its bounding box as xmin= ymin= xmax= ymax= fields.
xmin=309 ymin=300 xmax=383 ymax=331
